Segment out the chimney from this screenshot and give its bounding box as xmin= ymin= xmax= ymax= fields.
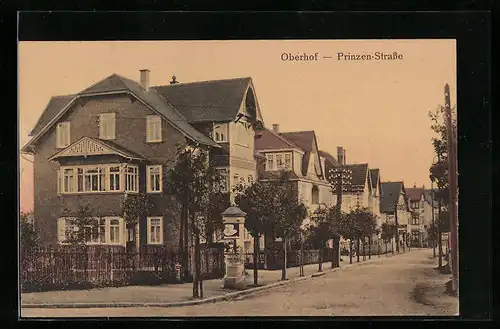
xmin=170 ymin=75 xmax=179 ymax=85
xmin=337 ymin=146 xmax=344 ymax=165
xmin=272 ymin=124 xmax=280 ymax=134
xmin=342 ymin=148 xmax=346 ymax=165
xmin=140 ymin=69 xmax=150 ymax=90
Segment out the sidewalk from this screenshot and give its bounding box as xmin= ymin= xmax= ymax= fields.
xmin=21 ymin=252 xmax=401 ymax=307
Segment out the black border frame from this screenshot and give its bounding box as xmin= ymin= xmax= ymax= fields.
xmin=3 ymin=9 xmax=493 ymax=326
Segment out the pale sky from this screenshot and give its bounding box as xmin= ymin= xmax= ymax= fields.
xmin=18 ymin=40 xmax=456 ymax=212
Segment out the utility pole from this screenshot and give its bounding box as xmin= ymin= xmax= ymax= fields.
xmin=437 ymin=191 xmax=443 ymax=268
xmin=394 ymin=204 xmax=400 ymax=254
xmin=431 ymin=181 xmax=436 ymax=258
xmin=444 ymin=83 xmax=459 ymax=295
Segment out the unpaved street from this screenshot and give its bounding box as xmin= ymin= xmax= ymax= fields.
xmin=22 ymin=249 xmax=458 ymax=317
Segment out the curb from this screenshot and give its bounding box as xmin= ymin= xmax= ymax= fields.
xmin=22 ymin=251 xmax=409 ymax=309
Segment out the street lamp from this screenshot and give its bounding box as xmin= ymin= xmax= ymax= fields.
xmin=328 ymin=166 xmax=352 ymax=265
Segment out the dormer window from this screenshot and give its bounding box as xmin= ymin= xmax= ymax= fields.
xmin=213 ymin=123 xmax=228 ymax=142
xmin=146 ymin=115 xmax=162 ymax=143
xmin=99 ymin=113 xmax=116 ymax=140
xmin=56 ymin=122 xmax=70 ymax=148
xmin=265 ymin=152 xmax=292 ymax=171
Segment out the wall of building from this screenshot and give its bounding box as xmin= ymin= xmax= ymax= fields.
xmin=32 ymin=94 xmax=185 ymax=246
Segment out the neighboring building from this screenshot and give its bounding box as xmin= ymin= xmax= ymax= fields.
xmin=21 ymin=70 xmax=264 ymax=248
xmin=406 ymin=185 xmax=431 ymax=247
xmin=380 ymin=181 xmax=412 ymax=245
xmin=254 ymin=125 xmax=336 ymax=249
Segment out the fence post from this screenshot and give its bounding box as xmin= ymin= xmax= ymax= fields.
xmin=110 ymin=248 xmax=114 ymax=282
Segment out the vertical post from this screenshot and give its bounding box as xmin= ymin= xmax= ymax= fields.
xmin=394 ymin=205 xmax=400 ymax=254
xmin=299 ymin=235 xmax=304 ymax=276
xmin=438 ymin=195 xmax=443 ymax=268
xmin=444 ymin=83 xmax=459 ymax=295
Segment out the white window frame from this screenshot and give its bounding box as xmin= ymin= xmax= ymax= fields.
xmin=284 ymin=153 xmax=292 ymax=169
xmin=266 ymin=154 xmax=275 ymax=171
xmin=146 ymin=165 xmax=163 ymax=193
xmin=125 ymin=165 xmax=139 ymax=193
xmin=56 ymin=122 xmax=71 ymax=148
xmin=57 ymin=217 xmax=124 ymax=245
xmin=146 ymin=115 xmax=162 ymax=143
xmin=57 ymin=164 xmax=134 ymax=195
xmin=147 ymin=217 xmax=163 ymax=245
xmin=98 ymin=112 xmax=116 ymax=140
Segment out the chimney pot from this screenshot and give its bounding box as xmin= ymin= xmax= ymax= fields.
xmin=272 ymin=124 xmax=280 ymax=134
xmin=140 ymin=69 xmax=150 ymax=91
xmin=170 ymin=75 xmax=179 ymax=85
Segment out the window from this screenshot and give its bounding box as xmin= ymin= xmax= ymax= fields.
xmin=84 ymin=167 xmax=106 ymax=192
xmin=58 ymin=164 xmax=140 ymax=194
xmin=147 ymin=165 xmax=163 ymax=193
xmin=56 ymin=122 xmax=70 ymax=148
xmin=215 ymin=168 xmax=228 ymax=193
xmin=213 ymin=123 xmax=228 ymax=142
xmin=125 ymin=165 xmax=139 ymax=192
xmin=312 ymin=186 xmax=319 ymax=204
xmin=147 ymin=217 xmax=163 ymax=244
xmin=276 ymin=154 xmax=284 ymax=169
xmin=98 ymin=113 xmax=116 ymax=140
xmin=109 ymin=219 xmax=121 ymax=243
xmin=266 ymin=154 xmax=274 ymax=171
xmin=109 ymin=166 xmax=121 ymax=191
xmin=146 ymin=115 xmax=162 ymax=142
xmin=63 ymin=168 xmax=75 ymax=192
xmin=248 ymin=175 xmax=253 ymax=184
xmin=99 ymin=218 xmax=106 ymax=243
xmin=284 ymin=153 xmax=292 ymax=169
xmin=412 ymin=212 xmax=419 ymax=225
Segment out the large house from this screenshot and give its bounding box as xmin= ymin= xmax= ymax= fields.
xmin=380 ymin=181 xmax=412 ymax=245
xmin=21 ymin=70 xmax=264 ymax=248
xmin=254 ymin=125 xmax=336 ymax=237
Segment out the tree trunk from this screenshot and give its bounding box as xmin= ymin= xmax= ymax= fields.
xmin=392 ymin=237 xmax=395 ymax=254
xmin=281 ymin=238 xmax=287 ymax=280
xmin=349 ymin=241 xmax=353 ymax=264
xmin=362 ymin=238 xmax=366 ymax=261
xmin=300 ymin=238 xmax=304 ymax=276
xmin=191 ymin=215 xmax=199 ymax=299
xmin=357 ymin=238 xmax=360 ymax=263
xmin=196 ymin=232 xmax=203 ymax=299
xmin=253 ymin=235 xmax=259 ymax=286
xmin=368 ymin=236 xmax=372 ymax=259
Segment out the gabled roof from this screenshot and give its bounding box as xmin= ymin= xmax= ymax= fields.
xmin=254 ymin=128 xmax=303 ymax=152
xmin=406 ymin=187 xmax=426 ymax=202
xmin=369 ymin=169 xmax=380 ymax=189
xmin=346 ymin=163 xmax=369 ymax=192
xmin=29 ymin=95 xmax=76 ymax=137
xmin=23 ymin=74 xmax=220 ymax=152
xmin=48 ymin=136 xmax=146 ymax=161
xmin=152 ymin=77 xmax=251 ymax=123
xmin=280 ymin=131 xmax=319 ymax=177
xmin=380 ymin=181 xmax=409 ymax=213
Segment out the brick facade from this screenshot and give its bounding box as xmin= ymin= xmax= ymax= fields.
xmin=33 ymin=94 xmax=187 ymax=247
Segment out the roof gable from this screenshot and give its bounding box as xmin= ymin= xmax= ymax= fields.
xmin=406 ymin=187 xmax=426 ymax=202
xmin=254 ymin=128 xmax=303 ymax=152
xmin=279 ymin=131 xmax=322 ymax=177
xmin=380 ymin=181 xmax=410 ymax=213
xmin=346 ymin=163 xmax=369 ymax=192
xmin=152 ymin=77 xmax=251 ymax=123
xmin=29 ymin=95 xmax=76 ymax=137
xmin=369 ymin=169 xmax=380 ymax=189
xmin=49 ymin=136 xmax=145 ymax=161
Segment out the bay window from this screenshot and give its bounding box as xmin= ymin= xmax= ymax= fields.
xmin=57 ymin=217 xmax=124 ymax=245
xmin=266 ymin=154 xmax=274 ymax=171
xmin=57 ymin=164 xmax=138 ymax=194
xmin=265 ymin=152 xmax=292 ymax=171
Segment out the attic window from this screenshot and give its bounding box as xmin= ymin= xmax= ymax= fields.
xmin=99 ymin=113 xmax=116 ymax=140
xmin=213 ymin=123 xmax=228 ymax=142
xmin=56 ymin=122 xmax=71 ymax=148
xmin=146 ymin=115 xmax=162 ymax=143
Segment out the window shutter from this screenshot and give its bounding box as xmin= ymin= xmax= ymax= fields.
xmin=109 ymin=113 xmax=116 ymax=139
xmin=159 ymin=217 xmax=164 ymax=244
xmin=57 ymin=218 xmax=66 ymax=243
xmin=56 ymin=169 xmax=61 ymax=194
xmin=63 ymin=123 xmax=70 ymax=147
xmin=146 ymin=217 xmax=151 ymax=244
xmin=146 ymin=116 xmax=153 ymax=142
xmin=119 ymin=218 xmax=126 ymax=245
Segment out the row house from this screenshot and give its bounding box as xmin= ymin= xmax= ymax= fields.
xmin=380 ymin=181 xmax=412 ymax=244
xmin=21 ymin=70 xmax=264 ymax=249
